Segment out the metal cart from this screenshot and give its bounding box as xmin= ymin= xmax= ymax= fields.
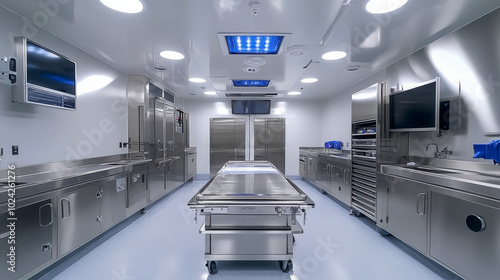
xmin=188 ymin=161 xmax=315 ymax=274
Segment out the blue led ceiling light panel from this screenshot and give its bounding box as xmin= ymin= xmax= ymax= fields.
xmin=225 ymin=36 xmax=284 ymax=54
xmin=233 ymin=80 xmax=270 ymax=87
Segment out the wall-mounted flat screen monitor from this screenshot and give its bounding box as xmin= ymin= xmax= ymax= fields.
xmin=389 ymin=78 xmax=440 ymax=132
xmin=232 ymin=100 xmax=271 ymax=114
xmin=13 ymin=37 xmax=77 ymax=110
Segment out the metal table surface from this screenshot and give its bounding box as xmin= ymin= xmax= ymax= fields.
xmin=190 ymin=161 xmax=313 ymax=205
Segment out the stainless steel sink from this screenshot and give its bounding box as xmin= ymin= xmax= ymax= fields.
xmin=403 ymin=165 xmax=463 ymax=174
xmin=101 ymin=159 xmax=151 ymax=166
xmin=0 ymin=182 xmax=30 ymax=189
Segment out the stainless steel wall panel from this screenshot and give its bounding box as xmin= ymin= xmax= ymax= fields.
xmin=385 ymin=8 xmax=500 ymax=161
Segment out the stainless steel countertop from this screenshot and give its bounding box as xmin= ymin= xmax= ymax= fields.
xmin=318 ymin=152 xmax=351 ymax=165
xmin=300 ymin=147 xmax=351 ymax=164
xmin=299 ymin=147 xmax=323 ymax=157
xmin=0 ymin=157 xmax=151 ymax=203
xmin=381 ymin=164 xmax=500 ymax=200
xmin=189 ymin=161 xmax=315 ymax=207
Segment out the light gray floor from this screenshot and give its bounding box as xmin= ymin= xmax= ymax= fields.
xmin=39 ymin=179 xmax=457 ymax=280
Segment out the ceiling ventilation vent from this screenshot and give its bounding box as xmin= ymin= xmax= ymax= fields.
xmin=225 ymin=93 xmax=285 ymax=98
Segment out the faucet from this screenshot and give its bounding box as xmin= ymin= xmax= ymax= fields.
xmin=441 ymin=145 xmax=453 ymax=158
xmin=425 ymin=143 xmax=440 ymax=158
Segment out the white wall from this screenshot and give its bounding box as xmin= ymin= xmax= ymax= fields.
xmin=321 ymin=71 xmax=386 ymax=150
xmin=182 ymin=99 xmax=323 ymax=176
xmin=0 ymin=7 xmax=128 ymax=168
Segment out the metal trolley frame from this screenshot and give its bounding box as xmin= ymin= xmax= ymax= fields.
xmin=188 ymin=161 xmax=315 ymax=274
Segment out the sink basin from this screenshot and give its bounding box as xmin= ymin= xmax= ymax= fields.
xmin=101 ymin=159 xmax=149 ymax=166
xmin=332 ymin=154 xmax=349 ymax=158
xmin=403 ymin=165 xmax=463 ymax=174
xmin=0 ymin=182 xmax=30 ymax=189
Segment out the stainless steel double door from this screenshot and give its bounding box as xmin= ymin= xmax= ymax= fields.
xmin=210 ymin=118 xmax=246 ymax=177
xmin=254 ymin=118 xmax=285 ymax=173
xmin=209 ymin=118 xmax=286 ymax=176
xmin=149 ymin=97 xmax=175 ymax=202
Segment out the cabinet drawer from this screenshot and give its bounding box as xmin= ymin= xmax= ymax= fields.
xmin=430 ymin=192 xmax=500 ymax=280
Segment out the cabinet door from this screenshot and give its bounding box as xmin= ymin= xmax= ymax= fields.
xmin=387 ymin=177 xmax=428 ymax=254
xmin=430 ymin=192 xmax=500 ymax=280
xmin=0 ymin=199 xmax=54 ymax=280
xmin=338 ymin=168 xmax=352 ymax=206
xmin=101 ymin=177 xmax=127 ymax=231
xmin=316 ymin=160 xmax=328 ymax=190
xmin=58 ymin=185 xmax=101 ymax=257
xmin=328 ymin=165 xmax=338 ymax=196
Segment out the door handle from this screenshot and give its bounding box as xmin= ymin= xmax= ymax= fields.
xmin=39 ymin=203 xmax=53 ymax=227
xmin=96 ymin=189 xmax=104 ymax=199
xmin=61 ymin=199 xmax=70 ymax=219
xmin=416 ymin=193 xmax=426 ymax=215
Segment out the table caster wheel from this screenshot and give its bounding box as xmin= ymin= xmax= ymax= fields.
xmin=376 ymin=226 xmax=390 ymax=236
xmin=206 ymin=261 xmax=218 ymax=274
xmin=351 ymin=209 xmax=362 ymax=217
xmin=279 ymin=260 xmax=293 ymax=273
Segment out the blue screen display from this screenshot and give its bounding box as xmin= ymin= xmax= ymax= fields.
xmin=233 ymin=80 xmax=270 ymax=87
xmin=26 ymin=41 xmax=76 ymax=95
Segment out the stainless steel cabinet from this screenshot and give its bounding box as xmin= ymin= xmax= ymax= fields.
xmin=316 ymin=160 xmax=329 ymax=191
xmin=299 ymin=155 xmax=306 ymax=178
xmin=58 ymin=175 xmax=127 ymax=257
xmin=331 ymin=165 xmax=351 ymax=206
xmin=148 ymin=162 xmax=166 ymax=203
xmin=430 ymin=191 xmax=500 ymax=280
xmin=185 ymin=149 xmax=196 ymax=182
xmin=306 ymin=156 xmax=317 ymax=182
xmin=58 ymin=183 xmax=102 ymax=257
xmin=0 ymin=197 xmax=54 ymax=280
xmin=101 ymin=178 xmax=127 ymax=231
xmin=383 ymin=175 xmax=428 ymax=254
xmin=126 ymin=163 xmax=148 ymax=217
xmin=317 ymin=158 xmax=352 ymax=206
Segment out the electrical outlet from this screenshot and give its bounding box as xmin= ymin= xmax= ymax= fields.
xmin=12 ymin=145 xmax=18 ymax=155
xmin=119 ymin=142 xmax=122 ymax=148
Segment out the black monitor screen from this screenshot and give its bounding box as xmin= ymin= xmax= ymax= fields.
xmin=232 ymin=100 xmax=271 ymax=114
xmin=389 ymin=81 xmax=438 ymax=131
xmin=26 ymin=41 xmax=76 ymax=95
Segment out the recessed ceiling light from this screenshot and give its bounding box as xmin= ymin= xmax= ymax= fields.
xmin=100 ymin=0 xmax=144 ymax=13
xmin=322 ymin=51 xmax=347 ymax=60
xmin=204 ymin=91 xmax=217 ymax=95
xmin=225 ymin=35 xmax=284 ymax=55
xmin=288 ymin=91 xmax=301 ymax=95
xmin=160 ymin=50 xmax=184 ymax=60
xmin=301 ymin=78 xmax=318 ymax=83
xmin=189 ymin=78 xmax=206 ymax=83
xmin=365 ymin=0 xmax=408 ymax=14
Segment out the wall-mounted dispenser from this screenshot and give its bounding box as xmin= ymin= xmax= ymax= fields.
xmin=0 ymin=56 xmax=16 ymax=85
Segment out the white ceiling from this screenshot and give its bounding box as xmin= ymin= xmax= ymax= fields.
xmin=1 ymin=0 xmax=499 ymax=100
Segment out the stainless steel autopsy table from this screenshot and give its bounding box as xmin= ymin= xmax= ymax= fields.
xmin=188 ymin=161 xmax=315 ymax=274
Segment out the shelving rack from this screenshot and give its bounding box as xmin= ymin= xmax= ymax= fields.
xmin=351 ymin=119 xmax=377 ymax=221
